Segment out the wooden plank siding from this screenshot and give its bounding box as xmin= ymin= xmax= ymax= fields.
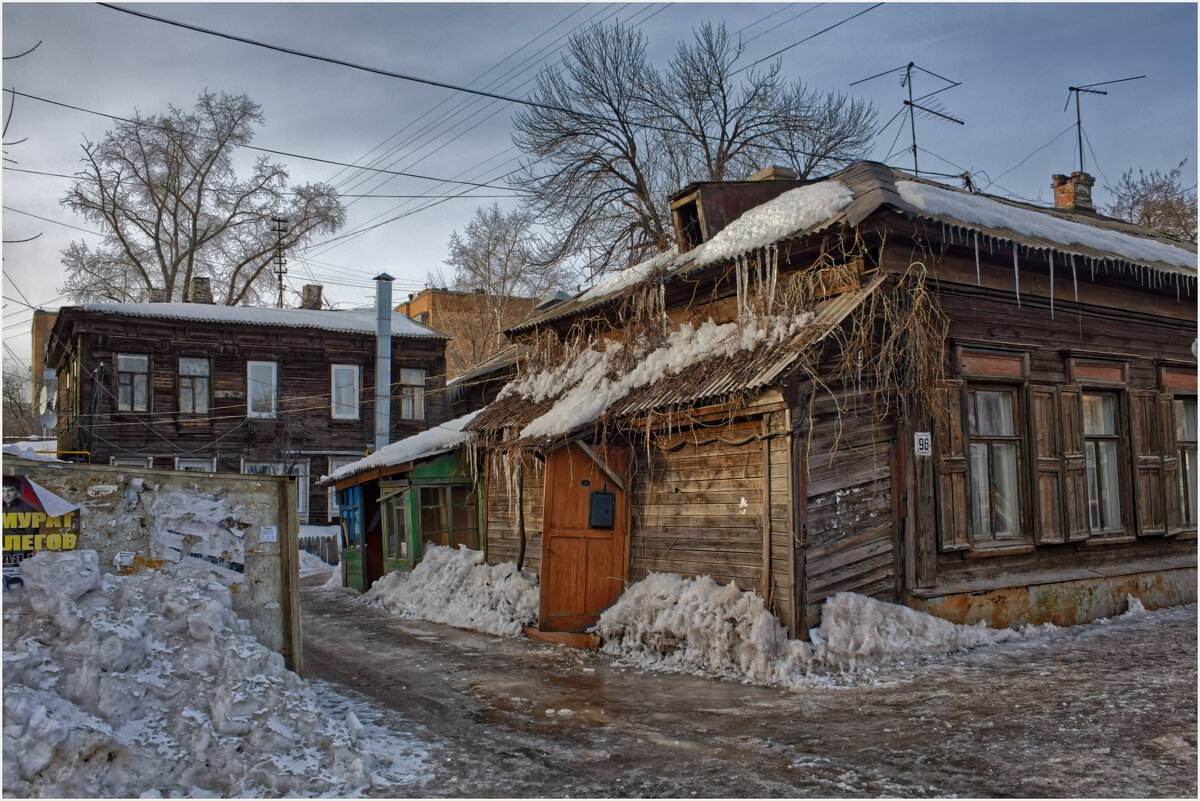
xmin=50 ymin=310 xmax=448 ymax=524
xmin=799 ymin=378 xmax=898 ymax=631
xmin=909 ymin=264 xmax=1197 ymax=595
xmin=484 ymin=458 xmax=544 ymax=575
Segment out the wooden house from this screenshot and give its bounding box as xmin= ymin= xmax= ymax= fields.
xmin=467 ymin=161 xmax=1197 ymax=637
xmin=45 ymin=280 xmax=449 ymax=524
xmin=319 ymin=412 xmax=483 ymax=590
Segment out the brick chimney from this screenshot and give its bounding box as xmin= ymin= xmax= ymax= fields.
xmin=187 ymin=276 xmax=215 ymax=304
xmin=1051 ymin=171 xmax=1095 ymax=212
xmin=148 ymin=288 xmax=168 ymax=303
xmin=750 ymin=165 xmax=798 ymax=181
xmin=301 ymin=284 xmax=324 ymax=310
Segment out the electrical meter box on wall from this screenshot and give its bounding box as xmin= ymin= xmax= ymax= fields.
xmin=588 ymin=490 xmax=615 ymax=529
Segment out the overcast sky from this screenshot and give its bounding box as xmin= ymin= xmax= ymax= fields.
xmin=2 ymin=2 xmax=1196 ymax=366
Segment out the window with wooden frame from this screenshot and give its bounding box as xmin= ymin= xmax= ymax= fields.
xmin=965 ymin=387 xmax=1024 ymax=544
xmin=178 ymin=357 xmax=210 ymax=415
xmin=399 ymin=368 xmax=425 ymax=420
xmin=246 ymin=361 xmax=277 ymax=418
xmin=1174 ymin=397 xmax=1197 ymax=528
xmin=1082 ymin=392 xmax=1124 ymax=534
xmin=116 ymin=354 xmax=149 ymax=412
xmin=330 ymin=365 xmax=359 ymax=419
xmin=380 ymin=489 xmax=409 ymax=562
xmin=417 ymin=485 xmax=477 ymax=551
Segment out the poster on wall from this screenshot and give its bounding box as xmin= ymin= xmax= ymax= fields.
xmin=3 ymin=474 xmax=82 ymax=590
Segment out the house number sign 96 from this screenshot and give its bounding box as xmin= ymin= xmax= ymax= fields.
xmin=914 ymin=432 xmax=932 ymax=457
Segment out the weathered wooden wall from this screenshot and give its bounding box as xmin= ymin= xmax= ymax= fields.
xmin=798 ymin=379 xmax=899 ymax=632
xmin=891 ymin=243 xmax=1198 ymax=602
xmin=483 ymin=456 xmax=544 ymax=574
xmin=626 ymin=412 xmax=797 ymax=634
xmin=52 ymin=312 xmax=447 ymax=523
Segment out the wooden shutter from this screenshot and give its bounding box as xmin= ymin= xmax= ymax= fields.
xmin=934 ymin=381 xmax=970 ymax=551
xmin=1160 ymin=394 xmax=1183 ymax=537
xmin=1058 ymin=385 xmax=1090 ymax=541
xmin=1027 ymin=385 xmax=1064 ymax=544
xmin=1130 ymin=390 xmax=1166 ymax=537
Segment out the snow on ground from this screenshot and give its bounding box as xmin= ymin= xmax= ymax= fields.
xmin=359 ymin=546 xmax=538 ymax=637
xmin=298 ymin=549 xmax=335 ymax=576
xmin=2 ymin=550 xmax=428 ymax=797
xmin=896 ymin=180 xmax=1197 ymax=273
xmin=592 ymin=572 xmax=1080 ymax=688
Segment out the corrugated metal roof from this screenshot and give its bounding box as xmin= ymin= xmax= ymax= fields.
xmin=469 ymin=274 xmax=885 ymax=439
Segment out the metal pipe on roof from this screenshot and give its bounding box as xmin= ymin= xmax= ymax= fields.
xmin=374 ymin=273 xmax=394 ymax=452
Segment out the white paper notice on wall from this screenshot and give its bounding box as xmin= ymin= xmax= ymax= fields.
xmin=914 ymin=431 xmax=932 ymax=457
xmin=260 ymin=526 xmax=278 ymax=544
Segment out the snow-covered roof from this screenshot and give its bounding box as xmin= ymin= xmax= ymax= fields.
xmin=76 ymin=303 xmax=445 ymax=338
xmin=470 ymin=275 xmax=883 ymax=442
xmin=510 ymin=162 xmax=1196 ymax=335
xmin=895 ymin=180 xmax=1196 ymax=276
xmin=321 ymin=410 xmax=482 ymax=485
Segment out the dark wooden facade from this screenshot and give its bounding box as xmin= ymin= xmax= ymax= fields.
xmin=473 ymin=161 xmax=1197 ymax=636
xmin=46 ymin=304 xmax=448 ymax=523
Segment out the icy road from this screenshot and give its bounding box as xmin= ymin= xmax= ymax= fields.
xmin=301 ymin=576 xmax=1197 ymax=798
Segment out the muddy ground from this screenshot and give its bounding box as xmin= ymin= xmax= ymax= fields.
xmin=300 ymin=575 xmax=1197 ymax=798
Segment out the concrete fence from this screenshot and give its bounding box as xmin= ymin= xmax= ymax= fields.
xmin=3 ymin=456 xmax=303 ymax=673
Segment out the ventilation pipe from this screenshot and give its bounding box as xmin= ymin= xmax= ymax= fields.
xmin=373 ymin=273 xmax=394 ymax=452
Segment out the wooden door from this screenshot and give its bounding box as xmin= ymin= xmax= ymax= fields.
xmin=540 ymin=443 xmax=628 ymax=632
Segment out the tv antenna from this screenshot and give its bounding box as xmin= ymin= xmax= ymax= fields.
xmin=852 ymin=61 xmax=964 ymax=177
xmin=1064 ymin=75 xmax=1145 ymax=174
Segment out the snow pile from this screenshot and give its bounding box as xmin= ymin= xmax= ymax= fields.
xmin=80 ymin=302 xmax=441 ymax=337
xmin=298 ymin=549 xmax=335 ymax=576
xmin=692 ymin=180 xmax=855 ymax=266
xmin=324 ymin=410 xmax=482 ymax=483
xmin=3 ymin=550 xmax=421 ymax=797
xmin=2 ymin=438 xmax=62 ymax=462
xmin=514 ymin=312 xmax=811 ymax=440
xmin=897 ymin=180 xmax=1197 ymax=273
xmin=593 ymin=573 xmax=1027 ymax=687
xmin=360 ymin=545 xmax=539 ymax=637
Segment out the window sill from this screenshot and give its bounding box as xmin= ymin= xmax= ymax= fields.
xmin=1078 ymin=532 xmax=1136 ymax=547
xmin=964 ymin=542 xmax=1035 ymax=559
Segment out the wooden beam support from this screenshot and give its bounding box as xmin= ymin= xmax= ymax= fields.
xmin=573 ymin=439 xmax=627 ymax=494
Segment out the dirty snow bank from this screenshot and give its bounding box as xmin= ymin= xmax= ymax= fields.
xmin=298 ymin=549 xmax=335 ymax=576
xmin=2 ymin=550 xmax=426 ymax=797
xmin=360 ymin=545 xmax=539 ymax=637
xmin=593 ymin=573 xmax=1048 ymax=687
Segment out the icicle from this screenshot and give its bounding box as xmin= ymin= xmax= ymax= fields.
xmin=1012 ymin=242 xmax=1021 ymax=308
xmin=1070 ymin=254 xmax=1078 ymax=302
xmin=973 ymin=231 xmax=981 ymax=285
xmin=1047 ymin=251 xmax=1055 ymax=319
xmin=988 ymin=236 xmax=993 ymax=256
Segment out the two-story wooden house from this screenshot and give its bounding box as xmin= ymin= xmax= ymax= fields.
xmin=467 ymin=162 xmax=1196 ymax=637
xmin=46 ymin=280 xmax=448 ymax=523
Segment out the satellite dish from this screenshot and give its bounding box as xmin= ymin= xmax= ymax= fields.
xmin=39 ymin=410 xmax=57 ymax=430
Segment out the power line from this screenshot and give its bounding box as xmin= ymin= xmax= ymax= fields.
xmin=736 ymin=3 xmax=884 ymax=74
xmin=2 ymin=89 xmax=513 ymax=191
xmin=2 ymin=205 xmax=104 ymax=237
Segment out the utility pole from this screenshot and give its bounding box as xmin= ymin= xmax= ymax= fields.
xmin=271 ymin=217 xmax=288 ymax=308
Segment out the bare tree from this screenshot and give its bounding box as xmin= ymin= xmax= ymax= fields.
xmin=431 ymin=204 xmax=567 ymax=376
xmin=60 ymin=91 xmax=346 ymax=305
xmin=2 ymin=360 xmax=38 ymax=438
xmin=511 ymin=22 xmax=877 ymax=276
xmin=511 ymin=24 xmax=671 ymax=275
xmin=1105 ymin=160 xmax=1197 ymax=244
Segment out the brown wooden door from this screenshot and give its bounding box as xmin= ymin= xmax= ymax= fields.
xmin=540 ymin=443 xmax=628 ymax=632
